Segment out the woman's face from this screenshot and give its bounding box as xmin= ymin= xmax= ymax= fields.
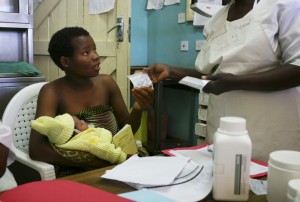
xmin=67 ymin=35 xmax=101 ymax=78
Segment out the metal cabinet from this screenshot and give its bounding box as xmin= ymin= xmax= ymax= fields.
xmin=0 ymin=0 xmax=45 ymax=118
xmin=0 ymin=0 xmax=33 ymax=24
xmin=0 ymin=0 xmax=34 ymax=63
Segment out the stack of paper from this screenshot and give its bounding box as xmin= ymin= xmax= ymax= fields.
xmin=101 ymin=155 xmax=213 ymax=202
xmin=102 ymin=144 xmax=269 ymax=201
xmin=163 ymin=144 xmax=269 ymax=196
xmin=163 ymin=144 xmax=268 ymax=178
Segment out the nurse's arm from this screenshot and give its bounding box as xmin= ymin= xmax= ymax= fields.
xmin=236 ymin=64 xmax=300 ymax=91
xmin=144 ymin=64 xmax=205 ymax=83
xmin=203 ymin=64 xmax=300 ymax=95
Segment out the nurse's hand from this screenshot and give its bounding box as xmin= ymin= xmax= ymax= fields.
xmin=202 ymin=73 xmax=237 ymax=95
xmin=143 ymin=64 xmax=170 ymax=83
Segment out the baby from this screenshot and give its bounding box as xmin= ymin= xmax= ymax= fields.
xmin=73 ymin=116 xmax=88 ymax=133
xmin=31 ymin=114 xmax=128 ymax=165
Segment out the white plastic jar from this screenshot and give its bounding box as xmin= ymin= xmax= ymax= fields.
xmin=267 ymin=151 xmax=300 ymax=202
xmin=213 ymin=117 xmax=252 ymax=201
xmin=287 ymin=179 xmax=300 ymax=202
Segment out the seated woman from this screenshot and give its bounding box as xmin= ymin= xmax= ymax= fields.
xmin=29 ymin=26 xmax=153 ymax=177
xmin=0 ymin=123 xmax=17 ymax=191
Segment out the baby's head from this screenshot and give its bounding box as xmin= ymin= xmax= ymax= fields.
xmin=72 ymin=116 xmax=88 ymax=131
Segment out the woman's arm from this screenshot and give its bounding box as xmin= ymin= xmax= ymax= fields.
xmin=105 ymin=75 xmax=153 ymax=133
xmin=129 ymin=86 xmax=153 ymax=132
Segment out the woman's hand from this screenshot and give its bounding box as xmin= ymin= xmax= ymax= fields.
xmin=132 ymin=86 xmax=154 ymax=110
xmin=143 ymin=64 xmax=170 ymax=83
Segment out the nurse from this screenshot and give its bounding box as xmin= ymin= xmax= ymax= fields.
xmin=144 ymin=0 xmax=300 ymax=161
xmin=0 ymin=123 xmax=17 ymax=191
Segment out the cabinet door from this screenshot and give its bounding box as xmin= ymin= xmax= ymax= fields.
xmin=33 ymin=0 xmax=131 ymax=107
xmin=0 ymin=0 xmax=32 ymax=24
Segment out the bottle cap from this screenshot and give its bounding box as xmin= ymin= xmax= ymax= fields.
xmin=218 ymin=116 xmax=247 ymax=134
xmin=269 ymin=150 xmax=300 ymax=171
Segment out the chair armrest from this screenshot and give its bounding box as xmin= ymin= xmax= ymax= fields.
xmin=15 ymin=149 xmax=56 ymax=180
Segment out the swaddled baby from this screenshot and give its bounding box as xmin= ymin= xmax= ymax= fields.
xmin=31 ymin=114 xmax=127 ymax=164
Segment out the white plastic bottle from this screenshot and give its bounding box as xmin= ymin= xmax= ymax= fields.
xmin=212 ymin=117 xmax=252 ymax=201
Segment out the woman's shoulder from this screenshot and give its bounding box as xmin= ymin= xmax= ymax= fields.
xmin=97 ymin=74 xmax=117 ymax=86
xmin=98 ymin=74 xmax=113 ymax=81
xmin=39 ymin=78 xmax=66 ymax=97
xmin=42 ymin=78 xmax=62 ymax=89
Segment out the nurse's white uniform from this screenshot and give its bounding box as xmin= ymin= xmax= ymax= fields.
xmin=0 ymin=123 xmax=17 ymax=191
xmin=195 ymin=0 xmax=300 ymax=161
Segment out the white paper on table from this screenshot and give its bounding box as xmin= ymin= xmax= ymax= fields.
xmin=168 ymin=145 xmax=268 ymax=178
xmin=250 ymin=179 xmax=267 ymax=195
xmin=102 ymin=154 xmax=190 ymax=185
xmin=153 ymin=148 xmax=213 ymax=201
xmin=126 ymin=159 xmax=201 ymax=189
xmin=163 ymin=145 xmax=269 ymax=199
xmin=102 ymin=150 xmax=213 ymax=202
xmin=168 ymin=146 xmax=213 ymax=167
xmin=151 ymin=163 xmax=212 ymax=202
xmin=250 ymin=161 xmax=268 ymax=177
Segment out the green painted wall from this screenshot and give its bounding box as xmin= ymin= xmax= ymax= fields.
xmin=131 ymin=0 xmax=204 ymax=145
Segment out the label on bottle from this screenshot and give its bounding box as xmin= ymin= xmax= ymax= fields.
xmin=234 ymin=154 xmax=246 ymax=195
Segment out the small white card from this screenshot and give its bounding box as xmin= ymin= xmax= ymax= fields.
xmin=179 ymin=76 xmax=210 ymax=91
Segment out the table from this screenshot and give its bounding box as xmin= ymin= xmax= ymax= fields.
xmin=60 ymin=165 xmax=267 ymax=202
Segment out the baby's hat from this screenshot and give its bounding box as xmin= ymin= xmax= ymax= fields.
xmin=31 ymin=114 xmax=74 ymax=145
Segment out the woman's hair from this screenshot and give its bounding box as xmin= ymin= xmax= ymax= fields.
xmin=48 ymin=27 xmax=90 ymax=69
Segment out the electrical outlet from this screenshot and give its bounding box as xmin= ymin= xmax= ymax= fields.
xmin=180 ymin=41 xmax=189 ymax=51
xmin=178 ymin=12 xmax=186 ymax=23
xmin=195 ymin=40 xmax=205 ymax=51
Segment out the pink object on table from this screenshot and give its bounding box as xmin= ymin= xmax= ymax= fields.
xmin=0 ymin=180 xmax=133 ymax=202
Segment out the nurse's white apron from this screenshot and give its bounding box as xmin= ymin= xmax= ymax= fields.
xmin=195 ymin=0 xmax=300 ymax=161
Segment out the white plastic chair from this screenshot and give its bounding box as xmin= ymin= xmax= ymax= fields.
xmin=2 ymin=82 xmax=56 ymax=182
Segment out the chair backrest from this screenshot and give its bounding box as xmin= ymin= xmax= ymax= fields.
xmin=2 ymin=82 xmax=48 ymax=152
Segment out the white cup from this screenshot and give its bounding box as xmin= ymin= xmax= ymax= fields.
xmin=287 ymin=179 xmax=300 ymax=202
xmin=267 ymin=151 xmax=300 ymax=202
